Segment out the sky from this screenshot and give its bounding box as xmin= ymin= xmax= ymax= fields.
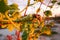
xmin=8 ymin=0 xmax=60 ymax=17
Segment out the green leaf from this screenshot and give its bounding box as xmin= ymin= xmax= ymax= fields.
xmin=41 ymin=31 xmax=58 ymax=36
xmin=41 ymin=26 xmax=48 ymax=32
xmin=27 ymin=21 xmax=32 ymax=24
xmin=51 ymin=31 xmax=58 ymax=34
xmin=44 ymin=10 xmax=52 ymax=17
xmin=0 ymin=0 xmax=10 ymax=13
xmin=21 ymin=23 xmax=26 ymax=31
xmin=22 ymin=31 xmax=29 ymax=40
xmin=8 ymin=10 xmax=15 ymax=15
xmin=49 ymin=22 xmax=54 ymax=27
xmin=0 ymin=0 xmax=19 ymax=14
xmin=13 ymin=19 xmax=20 ymax=23
xmin=19 ymin=14 xmax=33 ymax=22
xmin=34 ymin=29 xmax=40 ymax=33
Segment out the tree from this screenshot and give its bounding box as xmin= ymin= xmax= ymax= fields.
xmin=0 ymin=0 xmax=19 ymax=14
xmin=0 ymin=0 xmax=10 ymax=13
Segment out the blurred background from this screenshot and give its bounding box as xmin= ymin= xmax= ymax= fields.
xmin=0 ymin=0 xmax=60 ymax=40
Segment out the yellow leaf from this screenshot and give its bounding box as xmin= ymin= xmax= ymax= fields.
xmin=40 ymin=21 xmax=44 ymax=27
xmin=0 ymin=13 xmax=3 ymax=20
xmin=25 ymin=23 xmax=28 ymax=27
xmin=15 ymin=23 xmax=21 ymax=28
xmin=1 ymin=25 xmax=7 ymax=28
xmin=44 ymin=30 xmax=51 ymax=35
xmin=33 ymin=34 xmax=39 ymax=40
xmin=46 ymin=31 xmax=51 ymax=35
xmin=37 ymin=0 xmax=44 ymax=2
xmin=4 ymin=0 xmax=8 ymax=4
xmin=30 ymin=24 xmax=33 ymax=28
xmin=7 ymin=24 xmax=14 ymax=32
xmin=30 ymin=27 xmax=35 ymax=34
xmin=12 ymin=11 xmax=21 ymax=20
xmin=15 ymin=23 xmax=22 ymax=31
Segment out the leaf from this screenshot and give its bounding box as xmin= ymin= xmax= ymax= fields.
xmin=19 ymin=14 xmax=33 ymax=22
xmin=44 ymin=30 xmax=51 ymax=35
xmin=14 ymin=23 xmax=21 ymax=30
xmin=48 ymin=5 xmax=53 ymax=8
xmin=0 ymin=0 xmax=19 ymax=14
xmin=4 ymin=0 xmax=8 ymax=4
xmin=50 ymin=22 xmax=54 ymax=26
xmin=9 ymin=3 xmax=19 ymax=10
xmin=12 ymin=12 xmax=20 ymax=19
xmin=41 ymin=26 xmax=48 ymax=32
xmin=7 ymin=24 xmax=14 ymax=32
xmin=44 ymin=10 xmax=52 ymax=17
xmin=51 ymin=31 xmax=58 ymax=34
xmin=8 ymin=10 xmax=15 ymax=15
xmin=26 ymin=21 xmax=32 ymax=25
xmin=2 ymin=21 xmax=8 ymax=24
xmin=34 ymin=0 xmax=44 ymax=2
xmin=22 ymin=31 xmax=29 ymax=40
xmin=51 ymin=0 xmax=57 ymax=4
xmin=57 ymin=2 xmax=60 ymax=5
xmin=1 ymin=25 xmax=7 ymax=28
xmin=13 ymin=19 xmax=20 ymax=23
xmin=0 ymin=13 xmax=3 ymax=20
xmin=40 ymin=21 xmax=44 ymax=27
xmin=0 ymin=0 xmax=10 ymax=13
xmin=41 ymin=26 xmax=51 ymax=35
